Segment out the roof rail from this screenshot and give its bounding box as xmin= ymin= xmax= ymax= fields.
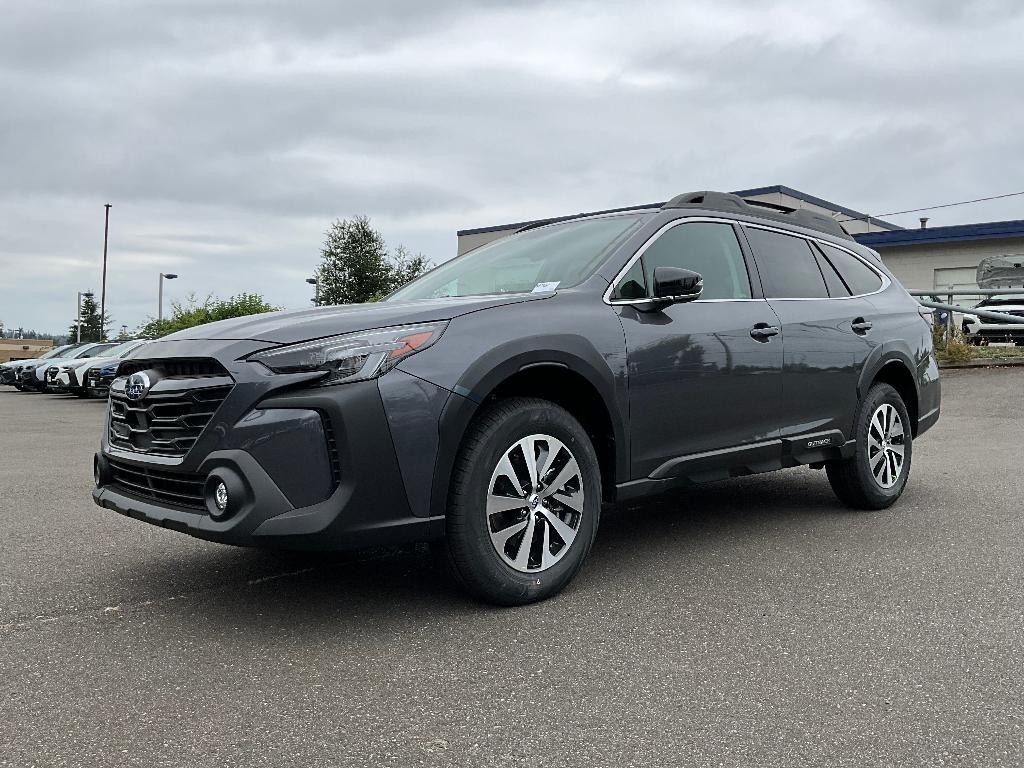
xmin=662 ymin=190 xmax=853 ymax=240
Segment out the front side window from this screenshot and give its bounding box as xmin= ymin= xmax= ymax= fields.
xmin=389 ymin=215 xmax=644 ymax=301
xmin=625 ymin=221 xmax=752 ymax=301
xmin=745 ymin=228 xmax=828 ymax=299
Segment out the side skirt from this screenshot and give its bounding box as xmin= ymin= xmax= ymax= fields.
xmin=614 ymin=429 xmax=851 ymax=503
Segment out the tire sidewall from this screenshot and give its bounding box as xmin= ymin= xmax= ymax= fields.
xmin=450 ymin=400 xmax=601 ymax=603
xmin=853 ymin=383 xmax=913 ymax=505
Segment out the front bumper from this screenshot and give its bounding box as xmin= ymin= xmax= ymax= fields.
xmin=964 ymin=323 xmax=1024 ymax=343
xmin=84 ymin=369 xmax=115 ymax=396
xmin=92 ymin=344 xmax=447 ymax=550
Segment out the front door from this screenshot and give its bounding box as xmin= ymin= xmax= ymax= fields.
xmin=610 ymin=219 xmax=784 ymax=480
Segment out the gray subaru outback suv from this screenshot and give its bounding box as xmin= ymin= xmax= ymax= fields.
xmin=93 ymin=191 xmax=940 ymax=605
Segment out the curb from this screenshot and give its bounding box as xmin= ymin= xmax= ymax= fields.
xmin=939 ymin=357 xmax=1024 ymax=370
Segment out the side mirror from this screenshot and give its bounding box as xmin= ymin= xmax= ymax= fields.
xmin=652 ymin=267 xmax=703 ymax=303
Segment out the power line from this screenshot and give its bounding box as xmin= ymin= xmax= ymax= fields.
xmin=836 ymin=190 xmax=1024 ymax=223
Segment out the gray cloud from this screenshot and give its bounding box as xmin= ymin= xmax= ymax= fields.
xmin=1 ymin=0 xmax=1022 ymax=334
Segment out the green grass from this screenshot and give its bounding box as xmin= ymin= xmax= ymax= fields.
xmin=964 ymin=345 xmax=1024 ymax=359
xmin=933 ymin=325 xmax=1024 ymax=364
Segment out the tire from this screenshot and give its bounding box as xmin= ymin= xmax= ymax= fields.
xmin=826 ymin=383 xmax=913 ymax=510
xmin=442 ymin=397 xmax=601 ymax=606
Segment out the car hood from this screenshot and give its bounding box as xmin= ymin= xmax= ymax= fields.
xmin=29 ymin=356 xmax=75 ymax=369
xmin=162 ymin=294 xmax=546 ymax=344
xmin=973 ymin=302 xmax=1024 ymax=319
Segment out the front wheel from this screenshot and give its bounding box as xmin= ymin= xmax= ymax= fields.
xmin=826 ymin=383 xmax=913 ymax=510
xmin=442 ymin=397 xmax=601 ymax=606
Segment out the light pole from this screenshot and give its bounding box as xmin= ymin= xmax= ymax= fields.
xmin=100 ymin=203 xmax=111 ymax=340
xmin=158 ymin=273 xmax=178 ymax=322
xmin=76 ymin=290 xmax=95 ymax=343
xmin=305 ymin=277 xmax=319 ymax=305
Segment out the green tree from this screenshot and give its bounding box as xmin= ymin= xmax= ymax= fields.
xmin=391 ymin=245 xmax=432 ymax=290
xmin=314 ymin=216 xmax=432 ymax=305
xmin=67 ymin=292 xmax=112 ymax=342
xmin=136 ymin=293 xmax=280 ymax=339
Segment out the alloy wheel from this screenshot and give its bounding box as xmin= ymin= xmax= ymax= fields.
xmin=486 ymin=434 xmax=585 ymax=573
xmin=867 ymin=403 xmax=906 ymax=489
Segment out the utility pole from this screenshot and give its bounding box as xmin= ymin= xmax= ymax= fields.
xmin=306 ymin=277 xmax=319 ymax=305
xmin=158 ymin=272 xmax=178 ymax=322
xmin=100 ymin=203 xmax=112 ymax=340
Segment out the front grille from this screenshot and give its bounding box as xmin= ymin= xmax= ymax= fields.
xmin=109 ymin=383 xmax=232 ymax=457
xmin=108 ymin=458 xmax=206 ymax=510
xmin=120 ymin=358 xmax=228 ymax=378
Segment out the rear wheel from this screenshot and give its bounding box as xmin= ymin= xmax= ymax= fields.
xmin=442 ymin=397 xmax=601 ymax=606
xmin=826 ymin=383 xmax=912 ymax=510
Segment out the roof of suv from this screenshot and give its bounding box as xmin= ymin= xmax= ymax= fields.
xmin=478 ymin=190 xmax=857 ymax=245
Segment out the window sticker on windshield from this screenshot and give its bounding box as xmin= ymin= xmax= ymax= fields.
xmin=532 ymin=282 xmax=560 ymax=293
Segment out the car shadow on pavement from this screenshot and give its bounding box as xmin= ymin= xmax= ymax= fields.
xmin=101 ymin=467 xmax=854 ymax=633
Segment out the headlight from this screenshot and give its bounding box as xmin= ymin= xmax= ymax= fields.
xmin=248 ymin=322 xmax=447 ymax=386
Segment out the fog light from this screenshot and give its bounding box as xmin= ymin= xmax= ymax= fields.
xmin=214 ymin=482 xmax=229 ymax=513
xmin=93 ymin=453 xmax=111 ymax=488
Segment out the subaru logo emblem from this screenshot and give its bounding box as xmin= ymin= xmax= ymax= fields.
xmin=125 ymin=372 xmax=151 ymax=401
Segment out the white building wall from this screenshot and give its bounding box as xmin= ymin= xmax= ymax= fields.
xmin=457 ymin=229 xmax=514 ymax=255
xmin=876 ymin=237 xmax=1024 ymax=295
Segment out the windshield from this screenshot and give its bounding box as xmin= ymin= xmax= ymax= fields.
xmin=72 ymin=343 xmax=115 ymax=359
xmin=100 ymin=340 xmax=144 ymax=358
xmin=388 ymin=214 xmax=644 ymax=301
xmin=38 ymin=345 xmax=73 ymax=360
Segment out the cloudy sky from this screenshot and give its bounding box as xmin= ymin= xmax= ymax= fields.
xmin=1 ymin=0 xmax=1022 ymax=335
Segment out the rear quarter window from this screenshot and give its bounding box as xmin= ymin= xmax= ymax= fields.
xmin=818 ymin=243 xmax=883 ymax=295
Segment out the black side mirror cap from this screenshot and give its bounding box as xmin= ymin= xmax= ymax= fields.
xmin=652 ymin=266 xmax=703 ymax=303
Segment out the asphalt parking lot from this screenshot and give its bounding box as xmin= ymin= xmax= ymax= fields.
xmin=1 ymin=369 xmax=1021 ymax=768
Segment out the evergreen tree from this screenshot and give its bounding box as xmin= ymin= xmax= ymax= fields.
xmin=67 ymin=292 xmax=111 ymax=342
xmin=313 ymin=216 xmax=432 ymax=305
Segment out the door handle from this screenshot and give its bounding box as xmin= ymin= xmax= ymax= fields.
xmin=852 ymin=317 xmax=873 ymax=334
xmin=750 ymin=323 xmax=780 ymax=342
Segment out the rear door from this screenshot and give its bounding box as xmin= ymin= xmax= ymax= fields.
xmin=743 ymin=226 xmax=881 ymax=442
xmin=611 ymin=219 xmax=784 ymax=479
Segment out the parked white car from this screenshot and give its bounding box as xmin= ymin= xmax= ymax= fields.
xmin=961 ymin=293 xmax=1024 ymax=345
xmin=22 ymin=342 xmax=116 ymax=392
xmin=54 ymin=339 xmax=149 ymax=396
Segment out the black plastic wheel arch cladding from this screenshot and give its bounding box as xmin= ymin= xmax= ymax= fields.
xmin=395 ymin=285 xmax=631 ymax=519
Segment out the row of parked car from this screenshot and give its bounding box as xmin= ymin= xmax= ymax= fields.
xmin=0 ymin=339 xmax=148 ymax=397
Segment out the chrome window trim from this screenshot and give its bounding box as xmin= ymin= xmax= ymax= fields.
xmin=603 ymin=215 xmax=890 ymax=306
xmin=603 ymin=216 xmax=758 ymax=306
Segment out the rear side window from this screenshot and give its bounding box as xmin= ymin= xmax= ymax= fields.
xmin=638 ymin=222 xmax=752 ymax=300
xmin=818 ymin=243 xmax=883 ymax=295
xmin=744 ymin=228 xmax=828 ymax=299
